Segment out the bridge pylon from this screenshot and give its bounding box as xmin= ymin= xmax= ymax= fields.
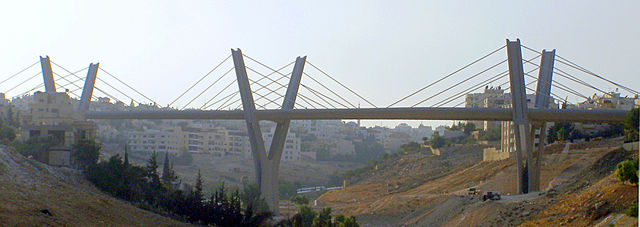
xmin=529 ymin=49 xmax=556 ymax=192
xmin=506 ymin=39 xmax=533 ymax=194
xmin=231 ymin=48 xmax=306 ymax=214
xmin=40 ymin=56 xmax=56 ymax=93
xmin=79 ymin=63 xmax=99 ymax=112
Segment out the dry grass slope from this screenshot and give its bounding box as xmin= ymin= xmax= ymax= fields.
xmin=0 ymin=147 xmax=190 ymax=226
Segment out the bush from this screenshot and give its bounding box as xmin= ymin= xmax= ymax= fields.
xmin=625 ymin=108 xmax=639 ymax=142
xmin=290 ymin=195 xmax=309 ymax=206
xmin=615 ymin=158 xmax=638 ymax=185
xmin=72 ymin=140 xmax=101 ymax=171
xmin=0 ymin=124 xmax=16 ymax=144
xmin=625 ymin=203 xmax=638 ymax=217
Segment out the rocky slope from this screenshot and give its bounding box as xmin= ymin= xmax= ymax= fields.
xmin=0 ymin=147 xmax=189 ymax=226
xmin=318 ymin=138 xmax=638 ymax=226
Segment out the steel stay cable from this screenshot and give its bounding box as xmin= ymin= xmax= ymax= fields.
xmin=53 ymin=72 xmax=83 ymax=89
xmin=248 ymin=78 xmax=285 ymax=109
xmin=435 ymin=65 xmax=539 ymax=108
xmin=6 ymin=71 xmax=41 ymax=93
xmin=202 ymin=61 xmax=294 ymax=109
xmin=218 ymin=79 xmax=282 ymax=110
xmin=244 ymin=65 xmax=332 ymax=109
xmin=411 ymin=57 xmax=513 ymax=107
xmin=217 ymin=93 xmax=241 ymax=110
xmin=202 ymin=91 xmax=237 ymax=110
xmin=249 ymin=77 xmax=311 ymax=109
xmin=98 ymin=68 xmax=157 ymax=104
xmin=241 ymin=54 xmax=352 ymax=108
xmin=53 ymin=82 xmax=81 ymax=98
xmin=522 ymin=71 xmax=588 ymax=100
xmin=0 ymin=61 xmax=39 ymax=86
xmin=302 ymin=72 xmax=355 ymax=108
xmin=432 ymin=54 xmax=540 ymax=107
xmin=169 ymin=54 xmax=232 ymax=106
xmin=242 ymin=57 xmax=345 ymax=108
xmin=15 ymin=84 xmax=43 ymax=98
xmin=306 ymin=61 xmax=377 ymax=108
xmin=522 ymin=45 xmax=639 ymax=95
xmin=205 ymin=80 xmax=239 ymax=109
xmin=299 ymin=85 xmax=337 ymax=108
xmin=521 ymin=46 xmax=595 ymax=92
xmin=15 ymin=67 xmax=88 ymax=98
xmin=387 ymin=45 xmax=507 ymax=107
xmin=553 ymin=67 xmax=609 ymax=96
xmin=433 ymin=72 xmax=509 ymax=107
xmin=523 ymin=72 xmax=568 ymax=104
xmin=181 ymin=66 xmax=234 ymax=110
xmin=555 ymin=58 xmax=639 ymax=95
xmin=520 ymin=58 xmax=592 ymax=100
xmin=50 ymin=61 xmax=126 ymax=104
xmin=525 ymin=57 xmax=587 ymax=98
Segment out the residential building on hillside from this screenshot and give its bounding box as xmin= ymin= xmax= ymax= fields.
xmin=465 ymin=86 xmax=556 ymax=131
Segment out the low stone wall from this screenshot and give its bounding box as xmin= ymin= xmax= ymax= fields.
xmin=622 ymin=141 xmax=639 ymax=151
xmin=483 ymin=147 xmax=513 ymax=161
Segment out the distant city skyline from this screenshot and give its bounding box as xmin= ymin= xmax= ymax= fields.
xmin=1 ymin=0 xmax=639 ymax=128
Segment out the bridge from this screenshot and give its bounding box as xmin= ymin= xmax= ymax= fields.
xmin=1 ymin=39 xmax=636 ymax=214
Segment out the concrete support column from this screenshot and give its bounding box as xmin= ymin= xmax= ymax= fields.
xmin=40 ymin=56 xmax=56 ymax=93
xmin=232 ymin=48 xmax=305 ymax=214
xmin=506 ymin=39 xmax=533 ymax=194
xmin=265 ymin=56 xmax=306 ymax=214
xmin=529 ymin=49 xmax=555 ymax=191
xmin=79 ymin=63 xmax=99 ymax=112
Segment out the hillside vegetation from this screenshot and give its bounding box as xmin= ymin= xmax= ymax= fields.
xmin=318 ymin=138 xmax=638 ymax=226
xmin=0 ymin=147 xmax=188 ymax=226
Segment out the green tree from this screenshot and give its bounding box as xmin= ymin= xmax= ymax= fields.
xmin=625 ymin=204 xmax=638 ymax=217
xmin=194 ymin=170 xmax=203 ymax=201
xmin=144 ymin=151 xmax=163 ymax=206
xmin=615 ymin=158 xmax=638 ymax=185
xmin=430 ymin=131 xmax=446 ymax=148
xmin=72 ymin=139 xmax=101 ymax=171
xmin=295 ymin=205 xmax=316 ymax=227
xmin=312 ymin=207 xmax=333 ymax=227
xmin=0 ymin=124 xmax=16 ymax=144
xmin=15 ymin=135 xmax=56 ymax=161
xmin=290 ymin=195 xmax=309 ymax=206
xmin=161 ymin=152 xmax=178 ymax=190
xmin=124 ymin=145 xmax=130 ymax=167
xmin=463 ymin=122 xmax=476 ymax=135
xmin=547 ymin=122 xmax=573 ymax=143
xmin=624 ymin=108 xmax=639 ymax=141
xmin=342 ymin=216 xmax=359 ymax=227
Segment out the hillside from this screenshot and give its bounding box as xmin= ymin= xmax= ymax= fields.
xmin=317 ymin=138 xmax=638 ymax=226
xmin=0 ymin=147 xmax=189 ymax=226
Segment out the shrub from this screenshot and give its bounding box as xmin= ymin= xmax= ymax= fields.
xmin=625 ymin=203 xmax=638 ymax=217
xmin=290 ymin=195 xmax=309 ymax=206
xmin=615 ymin=158 xmax=638 ymax=185
xmin=625 ymin=108 xmax=639 ymax=142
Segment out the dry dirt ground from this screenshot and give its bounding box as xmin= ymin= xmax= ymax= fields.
xmin=318 ymin=138 xmax=639 ymax=226
xmin=0 ymin=147 xmax=189 ymax=226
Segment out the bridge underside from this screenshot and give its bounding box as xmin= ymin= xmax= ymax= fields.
xmin=85 ymin=107 xmax=627 ymax=123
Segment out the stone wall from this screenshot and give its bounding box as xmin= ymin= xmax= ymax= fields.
xmin=483 ymin=147 xmax=513 ymax=161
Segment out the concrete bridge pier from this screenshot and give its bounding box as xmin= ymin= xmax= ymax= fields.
xmin=231 ymin=48 xmax=306 ymax=214
xmin=506 ymin=39 xmax=533 ymax=194
xmin=40 ymin=56 xmax=56 ymax=93
xmin=528 ymin=49 xmax=556 ymax=192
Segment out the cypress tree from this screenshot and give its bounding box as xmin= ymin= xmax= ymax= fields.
xmin=124 ymin=145 xmax=130 ymax=167
xmin=195 ymin=169 xmax=203 ymax=200
xmin=161 ymin=152 xmax=178 ymax=190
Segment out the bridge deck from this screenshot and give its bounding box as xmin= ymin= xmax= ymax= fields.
xmin=85 ymin=107 xmax=627 ymax=123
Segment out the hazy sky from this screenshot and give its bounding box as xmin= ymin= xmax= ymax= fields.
xmin=1 ymin=1 xmax=638 ymax=127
